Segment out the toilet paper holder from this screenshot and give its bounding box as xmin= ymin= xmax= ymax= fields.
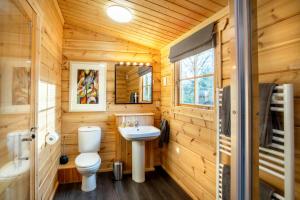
xmin=45 ymin=131 xmax=59 ymax=145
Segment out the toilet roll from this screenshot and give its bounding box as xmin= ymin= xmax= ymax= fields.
xmin=46 ymin=131 xmax=59 ymax=145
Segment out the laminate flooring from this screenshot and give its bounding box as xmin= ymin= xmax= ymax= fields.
xmin=54 ymin=167 xmax=191 ymax=200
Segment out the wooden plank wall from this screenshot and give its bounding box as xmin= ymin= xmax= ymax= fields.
xmin=160 ymin=0 xmax=300 ymax=199
xmin=61 ymin=24 xmax=161 ymax=172
xmin=160 ymin=13 xmax=228 ymax=200
xmin=0 ymin=0 xmax=31 ymax=169
xmin=115 ymin=69 xmax=128 ymax=103
xmin=115 ymin=66 xmax=140 ymax=104
xmin=32 ymin=0 xmax=64 ymax=199
xmin=127 ymin=66 xmax=140 ymax=97
xmin=223 ymin=0 xmax=300 ymax=198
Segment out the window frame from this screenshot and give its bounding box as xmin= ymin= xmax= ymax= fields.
xmin=175 ymin=48 xmax=215 ymax=109
xmin=140 ymin=72 xmax=152 ymax=103
xmin=38 ymin=81 xmax=56 ymax=150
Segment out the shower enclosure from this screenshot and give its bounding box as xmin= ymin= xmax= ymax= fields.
xmin=228 ymin=0 xmax=296 ymax=199
xmin=0 ymin=0 xmax=37 ymax=199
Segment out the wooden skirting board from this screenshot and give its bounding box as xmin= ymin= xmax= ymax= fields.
xmin=49 ymin=181 xmax=59 ymax=200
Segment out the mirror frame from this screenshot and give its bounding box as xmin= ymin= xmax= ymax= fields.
xmin=114 ymin=64 xmax=153 ymax=104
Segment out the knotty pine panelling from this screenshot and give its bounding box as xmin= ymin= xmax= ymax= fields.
xmin=34 ymin=0 xmax=63 ymax=199
xmin=159 ymin=0 xmax=300 ymax=199
xmin=61 ymin=24 xmax=161 ymax=172
xmin=223 ymin=0 xmax=300 ymax=198
xmin=57 ymin=0 xmax=227 ymax=49
xmin=160 ymin=11 xmax=229 ymax=199
xmin=258 ymin=0 xmax=300 ymax=196
xmin=126 ymin=66 xmax=140 ymax=97
xmin=115 ymin=69 xmax=128 ymax=103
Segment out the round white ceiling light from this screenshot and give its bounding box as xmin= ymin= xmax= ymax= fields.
xmin=106 ymin=5 xmax=132 ymax=23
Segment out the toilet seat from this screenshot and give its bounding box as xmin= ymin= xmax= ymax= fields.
xmin=0 ymin=160 xmax=30 ymax=181
xmin=75 ymin=153 xmax=101 ymax=169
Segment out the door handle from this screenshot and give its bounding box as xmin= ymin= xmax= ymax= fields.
xmin=30 ymin=126 xmax=37 ymax=139
xmin=22 ymin=138 xmax=33 ymax=142
xmin=19 ymin=157 xmax=29 ymax=160
xmin=22 ymin=127 xmax=37 ymax=141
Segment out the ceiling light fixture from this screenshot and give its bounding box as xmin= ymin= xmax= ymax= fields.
xmin=106 ymin=5 xmax=132 ymax=23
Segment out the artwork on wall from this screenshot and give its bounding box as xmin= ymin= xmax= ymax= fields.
xmin=69 ymin=62 xmax=106 ymax=112
xmin=12 ymin=67 xmax=30 ymax=105
xmin=0 ymin=58 xmax=31 ymax=114
xmin=77 ymin=69 xmax=99 ymax=104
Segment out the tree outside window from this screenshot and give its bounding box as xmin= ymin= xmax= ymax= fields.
xmin=177 ymin=48 xmax=214 ymax=106
xmin=142 ymin=72 xmax=152 ymax=102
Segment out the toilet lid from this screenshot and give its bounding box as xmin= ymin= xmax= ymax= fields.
xmin=75 ymin=153 xmax=101 ymax=168
xmin=78 ymin=126 xmax=100 ymax=132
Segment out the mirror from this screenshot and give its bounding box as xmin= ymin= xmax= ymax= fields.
xmin=115 ymin=64 xmax=153 ymax=104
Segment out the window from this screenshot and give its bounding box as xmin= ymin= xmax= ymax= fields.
xmin=38 ymin=81 xmax=56 ymax=151
xmin=141 ymin=72 xmax=152 ymax=102
xmin=177 ymin=48 xmax=214 ymax=106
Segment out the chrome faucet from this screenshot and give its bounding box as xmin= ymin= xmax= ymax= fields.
xmin=134 ymin=120 xmax=140 ymax=128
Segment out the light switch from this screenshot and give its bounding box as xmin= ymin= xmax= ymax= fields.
xmin=155 ymin=101 xmax=160 ymax=108
xmin=162 ymin=76 xmax=167 ymax=86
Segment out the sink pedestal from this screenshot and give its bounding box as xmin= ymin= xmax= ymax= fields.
xmin=132 ymin=141 xmax=145 ymax=183
xmin=116 ymin=124 xmax=160 ymax=183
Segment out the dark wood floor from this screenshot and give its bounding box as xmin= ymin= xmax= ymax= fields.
xmin=54 ymin=167 xmax=191 ymax=200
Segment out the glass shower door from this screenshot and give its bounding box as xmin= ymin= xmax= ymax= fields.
xmin=228 ymin=0 xmax=260 ymax=199
xmin=224 ymin=0 xmax=297 ymax=199
xmin=0 ymin=0 xmax=36 ymax=199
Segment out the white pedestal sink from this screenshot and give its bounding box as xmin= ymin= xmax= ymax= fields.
xmin=132 ymin=140 xmax=145 ymax=182
xmin=118 ymin=126 xmax=161 ymax=183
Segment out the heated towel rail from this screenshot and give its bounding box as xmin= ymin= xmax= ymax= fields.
xmin=216 ymin=84 xmax=294 ymax=200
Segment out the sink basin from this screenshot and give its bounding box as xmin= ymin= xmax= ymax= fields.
xmin=118 ymin=126 xmax=161 ymax=141
xmin=117 ymin=125 xmax=161 ymax=183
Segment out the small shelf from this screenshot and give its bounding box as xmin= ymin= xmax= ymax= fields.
xmin=58 ymin=155 xmax=76 ymax=169
xmin=114 ymin=113 xmax=155 ymax=117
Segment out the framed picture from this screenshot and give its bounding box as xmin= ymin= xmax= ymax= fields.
xmin=0 ymin=58 xmax=31 ymax=114
xmin=69 ymin=61 xmax=107 ymax=112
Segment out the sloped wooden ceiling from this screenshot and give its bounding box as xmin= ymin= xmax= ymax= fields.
xmin=57 ymin=0 xmax=227 ymax=49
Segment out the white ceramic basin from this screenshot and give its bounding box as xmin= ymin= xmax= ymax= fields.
xmin=118 ymin=126 xmax=161 ymax=141
xmin=118 ymin=125 xmax=161 ymax=183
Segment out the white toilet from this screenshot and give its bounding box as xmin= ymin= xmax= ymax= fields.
xmin=0 ymin=130 xmax=30 ymax=200
xmin=75 ymin=126 xmax=101 ymax=192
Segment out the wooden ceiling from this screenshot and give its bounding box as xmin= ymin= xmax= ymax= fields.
xmin=57 ymin=0 xmax=227 ymax=49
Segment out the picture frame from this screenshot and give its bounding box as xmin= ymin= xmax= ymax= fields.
xmin=0 ymin=58 xmax=31 ymax=114
xmin=69 ymin=61 xmax=107 ymax=112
